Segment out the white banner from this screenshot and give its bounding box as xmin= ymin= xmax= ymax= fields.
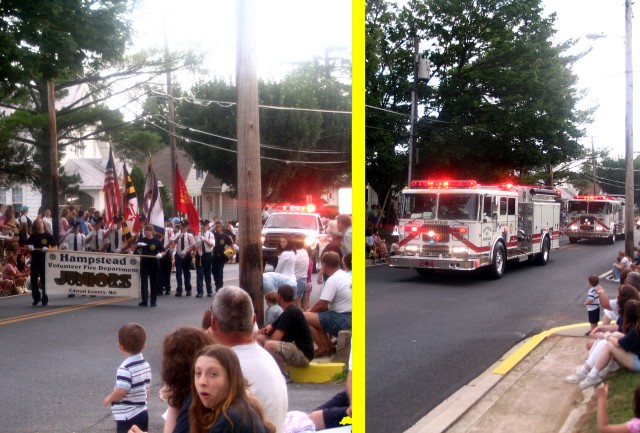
xmin=45 ymin=251 xmax=141 ymax=298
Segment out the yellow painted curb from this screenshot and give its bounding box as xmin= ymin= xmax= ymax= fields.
xmin=492 ymin=323 xmax=590 ymax=375
xmin=287 ymin=362 xmax=345 ymax=383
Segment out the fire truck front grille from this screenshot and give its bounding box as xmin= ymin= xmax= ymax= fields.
xmin=421 ymin=245 xmax=450 ymax=255
xmin=421 ymin=224 xmax=450 ymax=243
xmin=580 ymin=226 xmax=594 ymax=232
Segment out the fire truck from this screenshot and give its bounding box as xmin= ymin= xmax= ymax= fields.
xmin=389 ymin=180 xmax=561 ymax=279
xmin=566 ymin=195 xmax=625 ymax=244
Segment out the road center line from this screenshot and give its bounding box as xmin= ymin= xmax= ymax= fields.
xmin=0 ymin=297 xmax=129 ymax=326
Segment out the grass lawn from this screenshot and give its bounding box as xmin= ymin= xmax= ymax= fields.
xmin=581 ymin=369 xmax=640 ymax=433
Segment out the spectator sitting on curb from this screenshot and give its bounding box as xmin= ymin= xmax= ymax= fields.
xmin=208 ymin=286 xmax=287 ymax=433
xmin=308 ymin=345 xmax=352 ymax=430
xmin=265 ymin=291 xmax=283 ymax=325
xmin=157 ymin=327 xmax=214 ymax=433
xmin=613 ymin=251 xmax=632 ymax=282
xmin=596 ymin=382 xmax=640 ymax=433
xmin=257 ymin=284 xmax=315 ymax=383
xmin=304 ymin=251 xmax=352 ymax=358
xmin=568 ymin=297 xmax=640 ymax=388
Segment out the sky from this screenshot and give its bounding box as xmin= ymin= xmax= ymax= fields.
xmin=127 ymin=0 xmax=352 ymax=82
xmin=543 ymin=0 xmax=637 ymax=160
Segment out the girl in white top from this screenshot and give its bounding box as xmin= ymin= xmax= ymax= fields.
xmin=274 ymin=236 xmax=297 ymax=283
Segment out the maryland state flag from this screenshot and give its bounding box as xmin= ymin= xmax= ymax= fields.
xmin=103 ymin=147 xmax=121 ymax=226
xmin=174 ymin=163 xmax=200 ymax=235
xmin=122 ymin=162 xmax=139 ymax=242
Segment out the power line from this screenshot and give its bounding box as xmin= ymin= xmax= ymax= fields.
xmin=150 ymin=90 xmax=352 ymax=115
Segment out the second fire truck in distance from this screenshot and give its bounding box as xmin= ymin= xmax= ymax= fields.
xmin=389 ymin=180 xmax=561 ymax=279
xmin=566 ymin=195 xmax=625 ymax=244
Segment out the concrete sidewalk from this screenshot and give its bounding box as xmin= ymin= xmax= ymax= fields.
xmin=406 ymin=324 xmax=597 ymax=433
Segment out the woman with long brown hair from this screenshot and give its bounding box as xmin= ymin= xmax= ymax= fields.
xmin=189 ymin=345 xmax=275 ymax=433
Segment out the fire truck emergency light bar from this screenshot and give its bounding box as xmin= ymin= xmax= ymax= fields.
xmin=572 ymin=195 xmax=617 ymax=201
xmin=410 ymin=180 xmax=479 ymax=189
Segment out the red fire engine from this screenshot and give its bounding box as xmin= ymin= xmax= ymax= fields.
xmin=389 ymin=180 xmax=561 ymax=278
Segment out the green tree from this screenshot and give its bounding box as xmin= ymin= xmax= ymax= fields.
xmin=365 ymin=0 xmax=417 ymax=218
xmin=177 ymin=60 xmax=352 ymax=203
xmin=366 ymin=0 xmax=591 ymax=211
xmin=0 ymin=0 xmax=134 ymax=208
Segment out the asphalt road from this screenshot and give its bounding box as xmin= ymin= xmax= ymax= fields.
xmin=365 ymin=236 xmax=627 ymax=433
xmin=0 ymin=263 xmax=341 ymax=433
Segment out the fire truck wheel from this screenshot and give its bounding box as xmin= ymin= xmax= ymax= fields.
xmin=536 ymin=236 xmax=550 ymax=265
xmin=489 ymin=243 xmax=506 ymax=279
xmin=568 ymin=237 xmax=578 ymax=244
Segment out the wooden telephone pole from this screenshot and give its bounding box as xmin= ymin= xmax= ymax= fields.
xmin=236 ymin=0 xmax=264 ymax=324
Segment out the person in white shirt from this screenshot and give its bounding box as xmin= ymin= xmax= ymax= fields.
xmin=293 ymin=238 xmax=311 ymax=309
xmin=159 ymin=220 xmax=176 ymax=295
xmin=304 ymin=251 xmax=352 ymax=358
xmin=61 ymin=222 xmax=86 ymax=251
xmin=195 ymin=219 xmax=215 ymax=297
xmin=84 ymin=217 xmax=106 ymax=252
xmin=336 ymin=214 xmax=352 ymax=256
xmin=103 ymin=216 xmax=124 ymax=253
xmin=174 ymin=220 xmax=195 ymax=296
xmin=209 ymin=286 xmax=288 ymax=433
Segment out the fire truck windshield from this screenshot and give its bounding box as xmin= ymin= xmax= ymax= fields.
xmin=405 ymin=193 xmax=479 ymax=220
xmin=265 ymin=213 xmax=317 ymax=230
xmin=568 ymin=201 xmax=610 ymax=214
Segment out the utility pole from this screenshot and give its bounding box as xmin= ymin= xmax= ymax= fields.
xmin=408 ymin=38 xmax=430 ymax=187
xmin=47 ymin=81 xmax=59 ymax=241
xmin=164 ymin=23 xmax=177 ymax=217
xmin=236 ymin=0 xmax=264 ymax=325
xmin=408 ymin=36 xmax=419 ymax=187
xmin=625 ymin=0 xmax=635 ymax=256
xmin=592 ymin=136 xmax=596 ymax=195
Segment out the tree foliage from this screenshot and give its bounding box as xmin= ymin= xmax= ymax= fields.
xmin=0 ymin=1 xmax=200 ymax=209
xmin=175 ymin=60 xmax=351 ymax=203
xmin=366 ymin=0 xmax=591 ymax=204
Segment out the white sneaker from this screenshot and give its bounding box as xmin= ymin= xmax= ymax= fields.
xmin=565 ymin=368 xmax=587 ymax=384
xmin=579 ymin=375 xmax=603 ymax=389
xmin=599 ymin=361 xmax=620 ymax=378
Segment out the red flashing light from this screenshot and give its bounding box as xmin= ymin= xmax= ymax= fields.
xmin=451 ymin=225 xmax=468 ymax=234
xmin=404 ymin=223 xmax=423 ymax=235
xmin=499 ymin=183 xmax=515 ymax=191
xmin=410 ymin=179 xmax=478 ymax=189
xmin=572 ymin=195 xmax=615 ymax=201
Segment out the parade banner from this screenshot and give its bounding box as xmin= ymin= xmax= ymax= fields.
xmin=45 ymin=250 xmax=141 ymax=298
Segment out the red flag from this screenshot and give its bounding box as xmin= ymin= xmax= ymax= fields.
xmin=174 ymin=163 xmax=200 ymax=235
xmin=103 ymin=148 xmax=121 ymax=226
xmin=122 ymin=162 xmax=140 ymax=239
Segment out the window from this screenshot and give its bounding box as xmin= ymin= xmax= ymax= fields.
xmin=196 ymin=169 xmax=204 ymax=180
xmin=0 ymin=188 xmax=6 ymax=204
xmin=500 ymin=197 xmax=507 ymax=215
xmin=508 ymin=197 xmax=516 ymax=215
xmin=12 ymin=187 xmax=22 ymax=209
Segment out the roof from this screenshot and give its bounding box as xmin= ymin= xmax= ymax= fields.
xmin=63 ymin=158 xmax=124 ymax=189
xmin=151 ymin=146 xmax=193 ymax=190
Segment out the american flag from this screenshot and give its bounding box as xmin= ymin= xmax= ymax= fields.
xmin=103 ymin=148 xmax=121 ymax=226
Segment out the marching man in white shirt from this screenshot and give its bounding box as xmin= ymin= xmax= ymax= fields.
xmin=174 ymin=219 xmax=195 ymax=297
xmin=61 ymin=221 xmax=86 ymax=252
xmin=159 ymin=220 xmax=176 ymax=296
xmin=195 ymin=219 xmax=215 ymax=298
xmin=84 ymin=217 xmax=107 ymax=252
xmin=104 ymin=215 xmax=124 ymax=253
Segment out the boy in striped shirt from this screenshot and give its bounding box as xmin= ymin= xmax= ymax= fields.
xmin=103 ymin=323 xmax=152 ymax=433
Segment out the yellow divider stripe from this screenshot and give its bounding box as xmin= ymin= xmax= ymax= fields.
xmin=0 ymin=297 xmax=128 ymax=326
